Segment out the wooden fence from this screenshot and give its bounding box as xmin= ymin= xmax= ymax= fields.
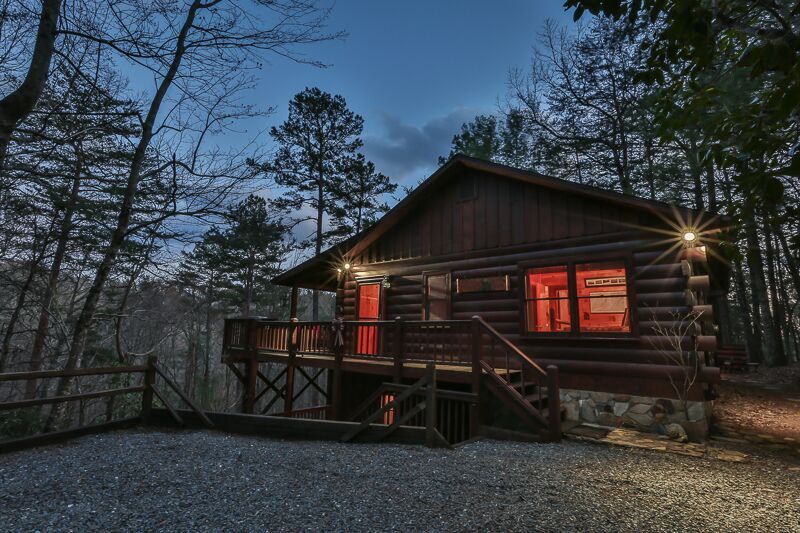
xmin=0 ymin=356 xmax=212 ymax=453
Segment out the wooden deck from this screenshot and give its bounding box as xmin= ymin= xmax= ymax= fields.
xmin=222 ymin=316 xmax=564 ymax=443
xmin=224 ymin=348 xmax=477 ymax=383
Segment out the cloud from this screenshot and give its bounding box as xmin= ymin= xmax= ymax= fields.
xmin=362 ymin=108 xmax=482 ymax=187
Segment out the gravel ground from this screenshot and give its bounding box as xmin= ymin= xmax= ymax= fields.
xmin=1 ymin=429 xmax=798 ymax=532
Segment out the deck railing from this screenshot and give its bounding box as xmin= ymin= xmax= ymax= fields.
xmin=223 ymin=315 xmax=562 ymax=441
xmin=225 ymin=318 xmax=478 ymax=365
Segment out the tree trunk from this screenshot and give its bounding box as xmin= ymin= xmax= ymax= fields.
xmin=0 ymin=254 xmax=39 ymax=371
xmin=204 ymin=282 xmax=212 ymax=394
xmin=312 ymin=181 xmax=324 ymax=320
xmin=705 ymin=157 xmax=717 ymax=213
xmin=763 ymin=217 xmax=789 ymax=365
xmin=0 ymin=0 xmax=62 ymax=168
xmin=26 ymin=148 xmax=82 ymax=397
xmin=687 ymin=137 xmax=704 ymax=211
xmin=744 ymin=217 xmax=785 ymax=366
xmin=644 ymin=136 xmax=656 ymax=200
xmin=775 ymin=224 xmax=800 ymax=294
xmin=732 ymin=255 xmax=762 ymax=363
xmin=44 ymin=1 xmax=203 ymax=431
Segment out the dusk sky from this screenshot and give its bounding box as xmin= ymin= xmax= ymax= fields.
xmin=237 ymin=1 xmax=574 ymax=188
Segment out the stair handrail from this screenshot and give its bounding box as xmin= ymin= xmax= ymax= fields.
xmin=147 ymin=356 xmax=215 ymax=429
xmin=472 ymin=316 xmax=561 ymax=442
xmin=473 ymin=316 xmax=547 ymax=378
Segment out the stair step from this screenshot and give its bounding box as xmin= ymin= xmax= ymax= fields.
xmin=524 ymin=393 xmax=547 ymax=406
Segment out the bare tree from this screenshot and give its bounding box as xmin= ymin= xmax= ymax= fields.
xmin=0 ymin=0 xmax=62 ymax=167
xmin=42 ymin=0 xmax=340 ymax=429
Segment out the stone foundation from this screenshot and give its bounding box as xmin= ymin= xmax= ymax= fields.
xmin=560 ymin=389 xmax=712 ymax=440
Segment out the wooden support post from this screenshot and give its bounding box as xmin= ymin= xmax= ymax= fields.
xmin=285 ymin=318 xmax=298 ymax=413
xmin=393 ymin=317 xmax=404 ymax=383
xmin=290 ymin=285 xmax=299 ymax=319
xmin=546 ymin=365 xmax=561 ymax=442
xmin=425 ymin=362 xmax=437 ymax=447
xmin=332 ymin=319 xmax=343 ymax=419
xmin=469 ymin=316 xmax=482 ymax=437
xmin=243 ymin=357 xmax=258 ymax=414
xmin=140 ymin=355 xmax=157 ymax=424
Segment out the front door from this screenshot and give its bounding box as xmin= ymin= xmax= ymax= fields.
xmin=356 ymin=282 xmax=381 ymax=355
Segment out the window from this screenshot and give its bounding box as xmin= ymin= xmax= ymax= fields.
xmin=424 ymin=273 xmax=449 ymax=320
xmin=576 ymin=261 xmax=630 ymax=333
xmin=524 ymin=266 xmax=571 ymax=332
xmin=456 ymin=275 xmax=509 ymax=294
xmin=523 ymin=260 xmax=631 ymax=335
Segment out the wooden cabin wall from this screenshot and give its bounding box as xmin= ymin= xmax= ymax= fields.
xmin=336 ymin=170 xmax=716 ymax=399
xmin=341 ymin=235 xmax=711 ymax=399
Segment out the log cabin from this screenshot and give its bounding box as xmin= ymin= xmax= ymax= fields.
xmin=222 ymin=155 xmax=728 ymax=443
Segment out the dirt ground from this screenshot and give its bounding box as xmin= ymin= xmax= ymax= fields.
xmin=714 ymin=362 xmax=800 ymax=443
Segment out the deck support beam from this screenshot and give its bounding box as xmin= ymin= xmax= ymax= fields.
xmin=470 ymin=316 xmax=482 ymax=438
xmin=242 ymin=358 xmax=258 ymax=414
xmin=331 ymin=318 xmax=343 ymax=419
xmin=285 ymin=318 xmax=298 ymax=413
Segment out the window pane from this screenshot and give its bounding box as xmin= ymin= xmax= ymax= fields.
xmin=576 ymin=261 xmax=629 ymax=332
xmin=456 ymin=275 xmax=509 ymax=293
xmin=525 ymin=299 xmax=571 ymax=332
xmin=526 ymin=266 xmax=568 ymax=299
xmin=428 ymin=300 xmax=449 ymax=321
xmin=426 ymin=274 xmax=448 ymax=300
xmin=425 ymin=274 xmax=449 ymax=320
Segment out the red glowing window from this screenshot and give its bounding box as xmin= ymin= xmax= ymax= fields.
xmin=524 ymin=266 xmax=571 ymax=333
xmin=575 ymin=262 xmax=630 ymax=333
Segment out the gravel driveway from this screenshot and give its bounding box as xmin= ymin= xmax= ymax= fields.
xmin=1 ymin=429 xmax=798 ymax=532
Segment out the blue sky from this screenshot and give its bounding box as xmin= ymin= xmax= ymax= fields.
xmin=236 ymin=1 xmax=574 ymax=188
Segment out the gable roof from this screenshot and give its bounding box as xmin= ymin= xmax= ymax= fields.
xmin=273 ymin=154 xmax=714 ymax=289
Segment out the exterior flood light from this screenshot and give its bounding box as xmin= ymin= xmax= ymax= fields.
xmin=682 ymin=230 xmax=697 ymax=243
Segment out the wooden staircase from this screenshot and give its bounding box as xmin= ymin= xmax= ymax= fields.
xmin=474 ymin=317 xmax=562 ymax=442
xmin=343 ymin=318 xmax=563 ymax=445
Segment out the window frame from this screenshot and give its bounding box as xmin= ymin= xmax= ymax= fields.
xmin=517 ymin=253 xmax=637 ymax=338
xmin=455 ymin=274 xmax=511 ymax=294
xmin=422 ymin=270 xmax=451 ymax=320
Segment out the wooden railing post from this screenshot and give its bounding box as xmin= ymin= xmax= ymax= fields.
xmin=393 ymin=316 xmax=404 ymax=383
xmin=546 ymin=365 xmax=561 ymax=442
xmin=425 ymin=362 xmax=437 ymax=447
xmin=247 ymin=318 xmax=258 ymax=356
xmin=285 ymin=318 xmax=298 ymax=413
xmin=140 ymin=355 xmax=157 ymax=424
xmin=470 ymin=316 xmax=483 ymax=437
